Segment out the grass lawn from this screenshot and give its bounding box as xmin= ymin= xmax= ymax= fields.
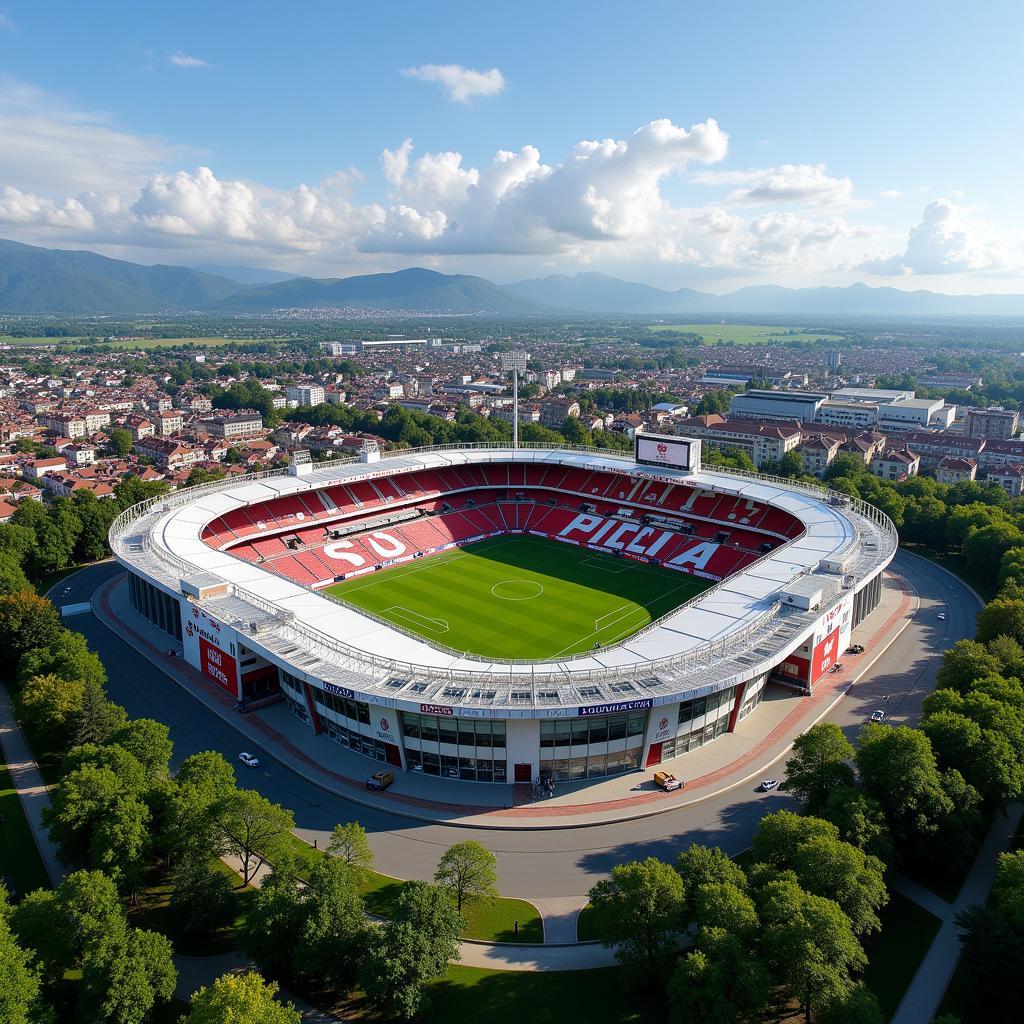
xmin=131 ymin=859 xmax=257 ymax=956
xmin=326 ymin=535 xmax=709 ymax=660
xmin=36 ymin=563 xmax=93 ymax=598
xmin=862 ymin=891 xmax=942 ymax=1019
xmin=646 ymin=322 xmax=842 ymax=344
xmin=277 ymin=833 xmax=544 ymax=942
xmin=576 ymin=904 xmax=599 ymax=941
xmin=0 ymin=762 xmax=51 ymax=898
xmin=420 ymin=965 xmax=658 ymax=1024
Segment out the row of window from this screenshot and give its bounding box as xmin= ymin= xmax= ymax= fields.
xmin=404 ymin=748 xmax=507 ymax=783
xmin=128 ymin=573 xmax=183 ymax=641
xmin=539 ymin=711 xmax=647 ymax=748
xmin=401 ymin=713 xmax=507 ymax=748
xmin=659 ymin=716 xmax=729 ymax=760
xmin=322 ymin=717 xmax=394 ymax=764
xmin=312 ymin=687 xmax=372 ymax=726
xmin=677 ymin=687 xmax=735 ymax=730
xmin=540 ymin=746 xmax=643 ymax=781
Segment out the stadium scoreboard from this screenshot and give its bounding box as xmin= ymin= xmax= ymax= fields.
xmin=635 ymin=432 xmax=701 ymax=473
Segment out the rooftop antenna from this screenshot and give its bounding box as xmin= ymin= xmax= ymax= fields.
xmin=500 ymin=349 xmax=528 ymax=450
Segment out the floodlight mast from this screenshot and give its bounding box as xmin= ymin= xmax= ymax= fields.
xmin=500 ymin=350 xmax=528 ymax=450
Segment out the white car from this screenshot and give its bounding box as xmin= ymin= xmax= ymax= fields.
xmin=238 ymin=751 xmax=260 ymax=768
xmin=937 ymin=612 xmax=947 ymax=621
xmin=870 ymin=710 xmax=886 ymax=723
xmin=759 ymin=779 xmax=779 ymax=792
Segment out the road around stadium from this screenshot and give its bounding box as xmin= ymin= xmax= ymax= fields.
xmin=51 ymin=549 xmax=977 ymax=922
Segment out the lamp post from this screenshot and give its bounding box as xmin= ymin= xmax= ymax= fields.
xmin=501 ymin=350 xmax=529 ymax=450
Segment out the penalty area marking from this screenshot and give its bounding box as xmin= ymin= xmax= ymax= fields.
xmin=490 ymin=579 xmax=545 ymax=601
xmin=383 ymin=606 xmax=450 ymax=633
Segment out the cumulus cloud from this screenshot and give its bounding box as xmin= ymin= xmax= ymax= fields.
xmin=691 ymin=163 xmax=854 ymax=206
xmin=402 ymin=64 xmax=506 ymax=103
xmin=168 ymin=51 xmax=211 ymax=69
xmin=860 ymin=198 xmax=1022 ymax=275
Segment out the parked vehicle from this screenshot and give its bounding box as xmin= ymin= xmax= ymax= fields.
xmin=758 ymin=779 xmax=779 ymax=792
xmin=938 ymin=612 xmax=947 ymax=621
xmin=367 ymin=769 xmax=394 ymax=791
xmin=238 ymin=751 xmax=260 ymax=768
xmin=870 ymin=710 xmax=886 ymax=723
xmin=846 ymin=644 xmax=865 ymax=654
xmin=653 ymin=770 xmax=683 ymax=792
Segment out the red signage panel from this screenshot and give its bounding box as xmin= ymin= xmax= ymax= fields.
xmin=200 ymin=637 xmax=238 ymax=694
xmin=811 ymin=626 xmax=841 ymax=681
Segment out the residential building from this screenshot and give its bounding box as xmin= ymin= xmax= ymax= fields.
xmin=155 ymin=410 xmax=184 ymax=437
xmin=800 ymin=434 xmax=841 ymax=478
xmin=988 ymin=464 xmax=1024 ymax=497
xmin=201 ymin=412 xmax=265 ymax=441
xmin=871 ymin=447 xmax=920 ymax=481
xmin=965 ymin=406 xmax=1019 ymax=440
xmin=539 ymin=398 xmax=581 ymax=428
xmin=125 ymin=415 xmax=155 ymax=441
xmin=24 ymin=457 xmax=67 ymax=480
xmin=674 ymin=415 xmax=802 ymax=468
xmin=936 ymin=457 xmax=978 ymax=484
xmin=284 ymin=384 xmax=326 ymax=407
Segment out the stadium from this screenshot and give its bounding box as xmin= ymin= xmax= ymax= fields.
xmin=110 ymin=435 xmax=897 ymax=787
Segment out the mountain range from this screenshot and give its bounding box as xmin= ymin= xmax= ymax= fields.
xmin=3 ymin=238 xmax=1024 ymax=318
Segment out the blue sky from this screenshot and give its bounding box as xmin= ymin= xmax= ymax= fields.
xmin=0 ymin=0 xmax=1021 ymax=291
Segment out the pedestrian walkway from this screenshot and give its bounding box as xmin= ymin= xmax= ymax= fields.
xmin=0 ymin=686 xmax=64 ymax=886
xmin=94 ymin=569 xmax=914 ymax=829
xmin=890 ymin=800 xmax=1024 ymax=1024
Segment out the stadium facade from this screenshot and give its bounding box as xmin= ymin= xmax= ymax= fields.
xmin=110 ymin=440 xmax=896 ymax=786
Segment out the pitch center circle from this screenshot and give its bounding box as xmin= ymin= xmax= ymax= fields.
xmin=491 ymin=579 xmax=544 ymax=601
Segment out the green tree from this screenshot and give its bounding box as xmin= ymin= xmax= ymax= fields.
xmin=241 ymin=866 xmax=304 ymax=978
xmin=0 ymin=523 xmax=38 ymax=565
xmin=326 ymin=821 xmax=374 ymax=876
xmin=114 ymin=476 xmax=170 ymax=509
xmin=359 ymin=881 xmax=463 ymax=1021
xmin=109 ymin=719 xmax=174 ymax=780
xmin=936 ymin=640 xmax=1003 ymax=693
xmin=217 ymin=790 xmax=294 ymax=885
xmin=18 ymin=629 xmax=107 ymax=689
xmin=785 ymin=723 xmax=856 ymax=811
xmin=758 ymin=878 xmax=866 ymax=1024
xmin=169 ymin=857 xmax=236 ymax=938
xmin=433 ymin=840 xmax=499 ymax=916
xmin=163 ymin=752 xmax=238 ymax=864
xmin=0 ymin=553 xmax=31 ymax=596
xmin=0 ymin=888 xmax=52 ymax=1024
xmin=185 ymin=972 xmax=300 ymax=1024
xmin=820 ymin=984 xmax=886 ymax=1024
xmin=668 ymin=928 xmax=770 ymax=1024
xmin=964 ymin=522 xmax=1024 ymax=583
xmin=14 ymin=674 xmax=85 ymax=753
xmin=953 ymin=903 xmax=1024 ymax=1024
xmin=296 ymin=857 xmax=369 ymax=990
xmin=976 ymin=598 xmax=1024 ymax=644
xmin=107 ymin=428 xmax=133 ymax=458
xmin=901 ymin=495 xmax=948 ymax=549
xmin=675 ymin=844 xmax=748 ymax=921
xmin=78 ymin=927 xmax=176 ymax=1024
xmin=587 ymin=857 xmax=686 ymax=984
xmin=0 ymin=592 xmax=62 ymax=674
xmin=820 ymin=786 xmax=894 ymax=864
xmin=72 ymin=678 xmax=127 ymax=746
xmin=71 ymin=491 xmax=120 ymax=564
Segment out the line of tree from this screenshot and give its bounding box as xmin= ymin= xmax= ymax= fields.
xmin=587 ymin=812 xmax=889 ymax=1024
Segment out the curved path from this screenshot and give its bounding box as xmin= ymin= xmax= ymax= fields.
xmin=55 ymin=551 xmax=977 ymax=908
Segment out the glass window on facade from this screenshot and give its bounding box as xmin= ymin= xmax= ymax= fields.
xmin=539 ymin=709 xmax=648 ymax=781
xmin=128 ymin=572 xmax=183 ymax=642
xmin=400 ymin=712 xmax=507 ymax=783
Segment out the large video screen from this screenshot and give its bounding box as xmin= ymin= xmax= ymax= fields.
xmin=635 ymin=433 xmax=700 ymax=472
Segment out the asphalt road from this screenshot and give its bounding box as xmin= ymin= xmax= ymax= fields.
xmin=54 ymin=551 xmax=978 ymax=899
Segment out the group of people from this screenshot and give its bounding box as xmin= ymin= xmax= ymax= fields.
xmin=533 ymin=775 xmax=556 ymax=799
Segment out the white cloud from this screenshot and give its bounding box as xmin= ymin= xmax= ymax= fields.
xmin=0 ymin=11 xmax=14 ymax=31
xmin=691 ymin=163 xmax=854 ymax=206
xmin=402 ymin=64 xmax=506 ymax=103
xmin=880 ymin=189 xmax=902 ymax=199
xmin=860 ymin=198 xmax=1022 ymax=276
xmin=0 ymin=186 xmax=94 ymax=229
xmin=168 ymin=51 xmax=210 ymax=69
xmin=0 ymin=76 xmax=185 ymax=194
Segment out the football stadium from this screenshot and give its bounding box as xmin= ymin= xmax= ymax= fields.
xmin=110 ymin=435 xmax=897 ymax=786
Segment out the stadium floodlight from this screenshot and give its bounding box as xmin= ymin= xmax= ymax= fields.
xmin=500 ymin=350 xmax=529 ymax=450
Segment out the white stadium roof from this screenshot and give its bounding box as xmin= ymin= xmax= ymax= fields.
xmin=112 ymin=445 xmax=896 ymax=713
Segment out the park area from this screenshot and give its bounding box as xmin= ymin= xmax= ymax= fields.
xmin=646 ymin=322 xmax=842 ymax=344
xmin=326 ymin=535 xmax=710 ymax=659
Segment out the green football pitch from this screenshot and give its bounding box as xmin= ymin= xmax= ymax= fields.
xmin=324 ymin=535 xmax=711 ymax=660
